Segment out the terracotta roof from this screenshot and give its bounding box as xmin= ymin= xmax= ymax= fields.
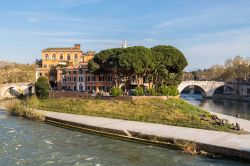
xmin=42 ymin=47 xmax=81 ymax=52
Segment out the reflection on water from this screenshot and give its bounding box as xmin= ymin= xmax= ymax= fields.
xmin=181 ymin=94 xmax=250 ymax=120
xmin=0 ymin=109 xmax=247 ymax=166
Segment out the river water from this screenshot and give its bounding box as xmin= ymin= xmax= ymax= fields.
xmin=181 ymin=94 xmax=250 ymax=120
xmin=0 ymin=110 xmax=249 ymax=165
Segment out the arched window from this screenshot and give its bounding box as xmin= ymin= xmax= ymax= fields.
xmin=45 ymin=54 xmax=49 ymax=60
xmin=74 ymin=53 xmax=78 ymax=60
xmin=60 ymin=53 xmax=64 ymax=60
xmin=79 ymin=83 xmax=83 ymax=91
xmin=67 ymin=53 xmax=71 ymax=60
xmin=52 ymin=54 xmax=56 ymax=60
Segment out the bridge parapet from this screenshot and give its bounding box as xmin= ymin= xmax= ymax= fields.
xmin=0 ymin=83 xmax=34 ymax=99
xmin=178 ymin=81 xmax=225 ymax=97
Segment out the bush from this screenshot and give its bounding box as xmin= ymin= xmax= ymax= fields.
xmin=5 ymin=100 xmax=45 ymax=121
xmin=159 ymin=86 xmax=170 ymax=96
xmin=26 ymin=95 xmax=40 ymax=108
xmin=134 ymin=87 xmax=144 ymax=96
xmin=110 ymin=87 xmax=123 ymax=97
xmin=169 ymin=86 xmax=179 ymax=96
xmin=159 ymin=85 xmax=179 ymax=96
xmin=35 ymin=76 xmax=50 ymax=99
xmin=148 ymin=88 xmax=158 ymax=96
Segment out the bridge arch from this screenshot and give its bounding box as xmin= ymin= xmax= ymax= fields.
xmin=179 ymin=85 xmax=206 ymax=97
xmin=178 ymin=81 xmax=225 ymax=98
xmin=0 ymin=83 xmax=35 ymax=99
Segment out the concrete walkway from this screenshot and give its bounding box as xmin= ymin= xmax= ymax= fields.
xmin=44 ymin=111 xmax=250 ymax=161
xmin=209 ymin=111 xmax=250 ymax=132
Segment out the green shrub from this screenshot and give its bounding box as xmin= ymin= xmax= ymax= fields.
xmin=35 ymin=76 xmax=51 ymax=99
xmin=169 ymin=86 xmax=179 ymax=96
xmin=159 ymin=86 xmax=179 ymax=96
xmin=27 ymin=95 xmax=40 ymax=108
xmin=110 ymin=87 xmax=123 ymax=97
xmin=5 ymin=100 xmax=45 ymax=121
xmin=159 ymin=85 xmax=170 ymax=96
xmin=134 ymin=87 xmax=144 ymax=96
xmin=148 ymin=88 xmax=158 ymax=96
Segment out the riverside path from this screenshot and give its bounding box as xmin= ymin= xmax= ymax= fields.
xmin=44 ymin=111 xmax=250 ymax=161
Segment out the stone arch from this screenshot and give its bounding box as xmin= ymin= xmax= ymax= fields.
xmin=2 ymin=86 xmax=19 ymax=98
xmin=179 ymin=85 xmax=206 ymax=97
xmin=67 ymin=52 xmax=71 ymax=61
xmin=59 ymin=53 xmax=64 ymax=60
xmin=74 ymin=53 xmax=78 ymax=60
xmin=178 ymin=81 xmax=225 ymax=98
xmin=52 ymin=53 xmax=57 ymax=60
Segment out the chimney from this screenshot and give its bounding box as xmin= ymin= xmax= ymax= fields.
xmin=74 ymin=44 xmax=80 ymax=49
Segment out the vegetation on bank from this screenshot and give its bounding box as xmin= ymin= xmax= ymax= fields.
xmin=184 ymin=55 xmax=250 ymax=82
xmin=26 ymin=96 xmax=240 ymax=133
xmin=35 ymin=76 xmax=51 ymax=99
xmin=0 ymin=62 xmax=35 ymax=84
xmin=5 ymin=99 xmax=45 ymax=121
xmin=88 ymin=45 xmax=187 ymax=92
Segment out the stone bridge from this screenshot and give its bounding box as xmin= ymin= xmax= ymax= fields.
xmin=178 ymin=81 xmax=225 ymax=98
xmin=0 ymin=83 xmax=34 ymax=99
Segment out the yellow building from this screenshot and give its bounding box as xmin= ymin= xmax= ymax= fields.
xmin=36 ymin=44 xmax=94 ymax=88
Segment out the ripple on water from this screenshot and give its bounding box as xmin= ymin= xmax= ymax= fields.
xmin=0 ymin=109 xmax=248 ymax=166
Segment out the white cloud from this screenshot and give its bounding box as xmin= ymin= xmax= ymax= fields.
xmin=181 ymin=29 xmax=250 ymax=70
xmin=154 ymin=18 xmax=192 ymax=29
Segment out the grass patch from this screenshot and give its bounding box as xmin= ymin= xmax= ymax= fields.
xmin=28 ymin=97 xmax=241 ymax=133
xmin=5 ymin=100 xmax=45 ymax=121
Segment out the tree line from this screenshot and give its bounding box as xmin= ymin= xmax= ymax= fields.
xmin=88 ymin=45 xmax=188 ymax=92
xmin=183 ymin=56 xmax=250 ymax=82
xmin=0 ymin=62 xmax=35 ymax=84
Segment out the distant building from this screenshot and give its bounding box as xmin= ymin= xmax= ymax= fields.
xmin=36 ymin=44 xmax=152 ymax=94
xmin=36 ymin=44 xmax=94 ymax=88
xmin=56 ymin=63 xmax=115 ymax=93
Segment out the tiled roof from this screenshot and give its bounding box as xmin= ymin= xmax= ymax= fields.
xmin=42 ymin=47 xmax=81 ymax=52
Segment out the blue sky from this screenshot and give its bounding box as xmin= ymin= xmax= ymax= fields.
xmin=0 ymin=0 xmax=250 ymax=70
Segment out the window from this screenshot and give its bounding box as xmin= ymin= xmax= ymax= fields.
xmin=79 ymin=76 xmax=83 ymax=82
xmin=52 ymin=54 xmax=56 ymax=60
xmin=87 ymin=76 xmax=91 ymax=82
xmin=92 ymin=76 xmax=96 ymax=82
xmin=99 ymin=86 xmax=105 ymax=92
xmin=99 ymin=76 xmax=105 ymax=82
xmin=143 ymin=76 xmax=148 ymax=83
xmin=67 ymin=53 xmax=71 ymax=60
xmin=45 ymin=54 xmax=49 ymax=60
xmin=74 ymin=85 xmax=77 ymax=91
xmin=106 ymin=86 xmax=110 ymax=92
xmin=107 ymin=76 xmax=112 ymax=82
xmin=79 ymin=68 xmax=83 ymax=74
xmin=74 ymin=77 xmax=77 ymax=82
xmin=39 ymin=73 xmax=42 ymax=77
xmin=247 ymin=88 xmax=250 ymax=95
xmin=87 ymin=86 xmax=91 ymax=91
xmin=73 ymin=71 xmax=77 ymax=74
xmin=60 ymin=54 xmax=64 ymax=60
xmin=92 ymin=86 xmax=96 ymax=92
xmin=74 ymin=53 xmax=78 ymax=60
xmin=43 ymin=64 xmax=47 ymax=68
xmin=79 ymin=83 xmax=83 ymax=91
